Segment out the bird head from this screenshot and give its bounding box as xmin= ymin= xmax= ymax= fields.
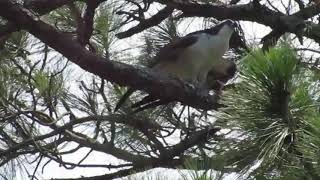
xmin=221 ymin=19 xmax=237 ymax=29
xmin=217 ymin=20 xmax=237 ymax=37
xmin=204 ymin=20 xmax=237 ymax=36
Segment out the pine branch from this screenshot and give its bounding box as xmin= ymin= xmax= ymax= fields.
xmin=0 ymin=0 xmax=221 ymax=111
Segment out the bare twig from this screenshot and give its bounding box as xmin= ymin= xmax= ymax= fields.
xmin=116 ymin=6 xmax=174 ymax=38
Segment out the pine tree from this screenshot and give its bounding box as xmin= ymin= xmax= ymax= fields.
xmin=0 ymin=0 xmax=320 ymax=180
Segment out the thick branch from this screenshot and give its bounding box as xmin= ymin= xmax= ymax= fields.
xmin=156 ymin=0 xmax=283 ymax=27
xmin=0 ymin=0 xmax=83 ymax=38
xmin=0 ymin=0 xmax=220 ymax=110
xmin=78 ymin=0 xmax=101 ymax=45
xmin=293 ymin=3 xmax=320 ymax=19
xmin=156 ymin=0 xmax=320 ymax=45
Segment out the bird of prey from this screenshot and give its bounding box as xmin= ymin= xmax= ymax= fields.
xmin=115 ymin=19 xmax=237 ymax=112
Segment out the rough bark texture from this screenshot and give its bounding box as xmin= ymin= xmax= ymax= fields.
xmin=0 ymin=0 xmax=220 ymax=111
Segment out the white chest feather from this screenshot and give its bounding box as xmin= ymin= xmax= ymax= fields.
xmin=154 ymin=30 xmax=232 ymax=85
xmin=179 ymin=32 xmax=231 ymax=84
xmin=189 ymin=33 xmax=229 ymax=62
xmin=180 ymin=33 xmax=230 ymax=75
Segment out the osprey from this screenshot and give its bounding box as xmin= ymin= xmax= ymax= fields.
xmin=115 ymin=19 xmax=237 ymax=112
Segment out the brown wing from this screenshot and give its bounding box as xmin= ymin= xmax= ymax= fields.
xmin=152 ymin=35 xmax=198 ymax=66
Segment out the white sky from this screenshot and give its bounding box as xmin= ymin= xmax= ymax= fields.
xmin=7 ymin=0 xmax=320 ymax=180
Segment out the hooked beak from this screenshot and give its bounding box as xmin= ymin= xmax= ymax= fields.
xmin=225 ymin=19 xmax=237 ymax=29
